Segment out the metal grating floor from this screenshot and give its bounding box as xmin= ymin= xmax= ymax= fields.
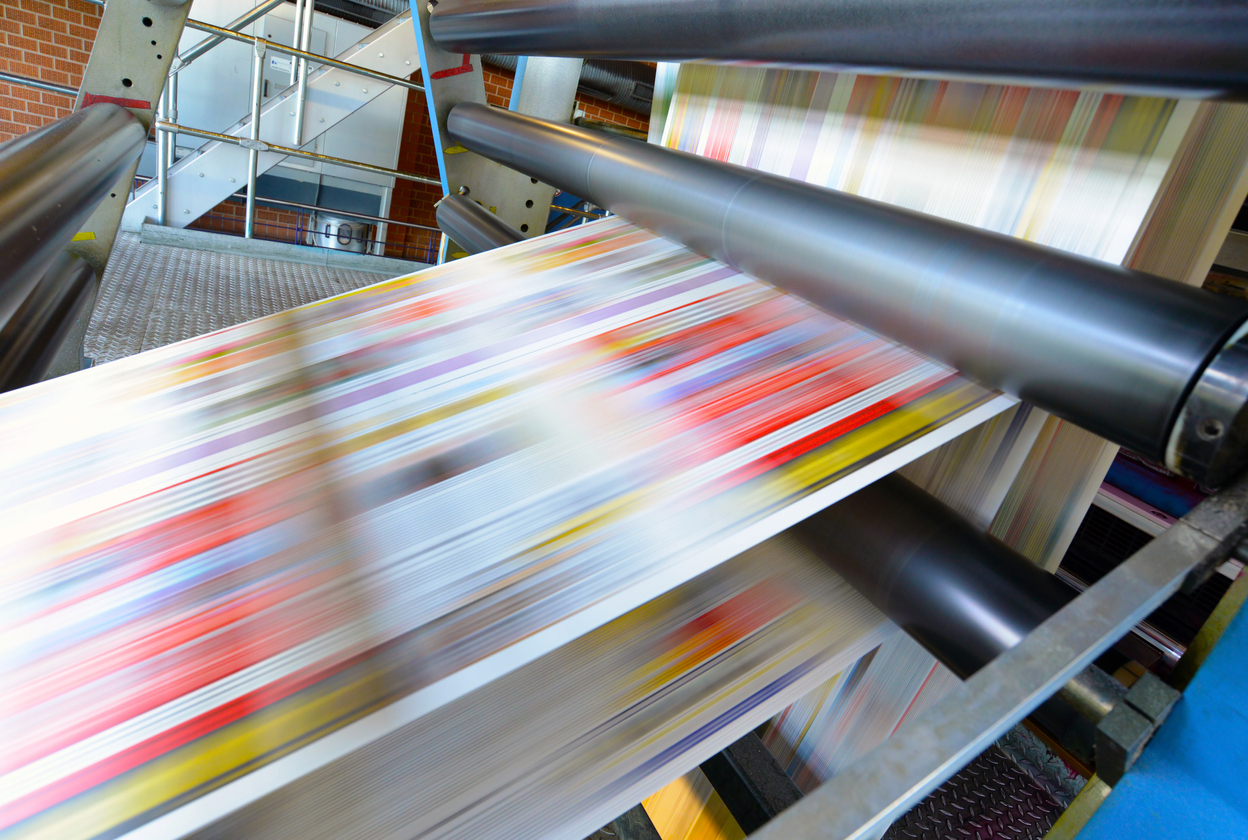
xmin=85 ymin=233 xmax=396 ymax=364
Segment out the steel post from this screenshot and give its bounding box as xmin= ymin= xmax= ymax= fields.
xmin=293 ymin=0 xmax=314 ymax=146
xmin=245 ymin=39 xmax=267 ymax=240
xmin=290 ymin=0 xmax=305 ymax=86
xmin=156 ymin=83 xmax=169 ymax=227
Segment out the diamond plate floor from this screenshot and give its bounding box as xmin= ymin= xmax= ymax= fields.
xmin=882 ymin=727 xmax=1084 ymax=840
xmin=85 ymin=233 xmax=397 ymax=364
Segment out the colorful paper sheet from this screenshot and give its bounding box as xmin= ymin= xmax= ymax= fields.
xmin=0 ymin=217 xmax=1007 ymax=840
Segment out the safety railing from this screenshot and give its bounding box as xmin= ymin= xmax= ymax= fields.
xmin=133 ymin=173 xmax=442 ymax=264
xmin=145 ymin=3 xmax=433 ymax=260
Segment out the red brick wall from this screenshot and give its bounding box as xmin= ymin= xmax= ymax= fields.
xmin=481 ymin=64 xmax=651 ymax=132
xmin=0 ymin=0 xmax=100 ymax=142
xmin=385 ymin=70 xmax=443 ymax=259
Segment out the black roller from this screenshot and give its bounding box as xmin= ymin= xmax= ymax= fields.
xmin=794 ymin=474 xmax=1075 ymax=678
xmin=436 ymin=194 xmax=526 ymax=255
xmin=447 ymin=103 xmax=1248 ymax=485
xmin=0 ymin=252 xmax=96 ymax=392
xmin=431 ymin=0 xmax=1248 ymax=100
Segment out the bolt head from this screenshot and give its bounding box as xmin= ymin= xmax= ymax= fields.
xmin=378 ymin=52 xmax=384 ymax=57
xmin=183 ymin=209 xmax=190 ymax=214
xmin=199 ymin=172 xmax=204 ymax=177
xmin=334 ymin=81 xmax=340 ymax=86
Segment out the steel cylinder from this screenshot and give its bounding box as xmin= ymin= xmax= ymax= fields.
xmin=0 ymin=103 xmax=144 ymax=332
xmin=794 ymin=474 xmax=1076 ymax=678
xmin=0 ymin=252 xmax=96 ymax=392
xmin=430 ymin=0 xmax=1248 ymax=99
xmin=436 ymin=194 xmax=526 ymax=255
xmin=447 ymin=103 xmax=1248 ymax=485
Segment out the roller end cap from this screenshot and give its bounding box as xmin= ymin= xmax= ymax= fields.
xmin=1169 ymin=326 xmax=1248 ymax=487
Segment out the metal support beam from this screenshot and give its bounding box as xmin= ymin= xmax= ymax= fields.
xmin=430 ymin=0 xmax=1248 ymax=100
xmin=293 ymin=0 xmax=315 ymax=146
xmin=408 ymin=0 xmax=561 ymax=245
xmin=447 ymin=104 xmax=1248 ymax=485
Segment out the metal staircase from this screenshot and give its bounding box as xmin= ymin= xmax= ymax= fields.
xmin=122 ymin=11 xmax=423 ymax=231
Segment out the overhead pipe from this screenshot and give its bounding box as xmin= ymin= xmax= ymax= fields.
xmin=435 ymin=195 xmax=525 ymax=255
xmin=0 ymin=103 xmax=145 ymax=333
xmin=447 ymin=103 xmax=1248 ymax=485
xmin=0 ymin=253 xmax=96 ymax=392
xmin=431 ymin=0 xmax=1248 ymax=100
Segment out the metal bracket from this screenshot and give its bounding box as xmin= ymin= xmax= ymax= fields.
xmin=1094 ymin=671 xmax=1182 ymax=785
xmin=410 ymin=0 xmax=556 ymax=254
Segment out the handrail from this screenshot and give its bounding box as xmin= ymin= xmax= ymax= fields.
xmin=183 ymin=19 xmax=424 ymax=93
xmin=0 ymin=71 xmax=76 ymax=97
xmin=156 ymin=119 xmax=440 ymax=186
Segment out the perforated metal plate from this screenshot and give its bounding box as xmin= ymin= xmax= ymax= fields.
xmin=84 ymin=232 xmax=384 ymax=363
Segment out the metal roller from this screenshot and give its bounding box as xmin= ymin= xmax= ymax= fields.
xmin=0 ymin=103 xmax=144 ymax=333
xmin=794 ymin=472 xmax=1178 ymax=787
xmin=0 ymin=252 xmax=96 ymax=392
xmin=794 ymin=473 xmax=1075 ymax=679
xmin=436 ymin=194 xmax=527 ymax=255
xmin=446 ymin=103 xmax=1248 ymax=485
xmin=430 ymin=0 xmax=1248 ymax=99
